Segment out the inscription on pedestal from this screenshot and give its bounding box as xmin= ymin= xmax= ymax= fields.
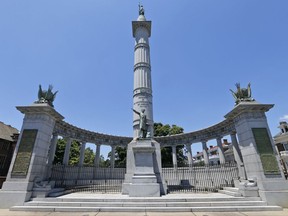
xmin=252 ymin=128 xmax=280 ymax=175
xmin=11 ymin=129 xmax=38 ymax=178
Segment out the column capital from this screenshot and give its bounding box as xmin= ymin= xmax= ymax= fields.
xmin=132 ymin=20 xmax=151 ymax=37
xmin=216 ymin=136 xmax=223 ymax=140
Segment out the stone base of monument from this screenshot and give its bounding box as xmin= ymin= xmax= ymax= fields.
xmin=122 ymin=139 xmax=167 ymax=197
xmin=0 ymin=181 xmax=33 ymax=208
xmin=257 ymin=180 xmax=288 ymax=208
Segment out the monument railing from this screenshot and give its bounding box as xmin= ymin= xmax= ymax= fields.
xmin=50 ymin=164 xmax=126 ymax=193
xmin=162 ymin=162 xmax=239 ymax=193
xmin=49 ymin=162 xmax=239 ymax=193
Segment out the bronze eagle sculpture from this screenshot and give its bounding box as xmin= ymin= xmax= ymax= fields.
xmin=230 ymin=83 xmax=255 ymax=105
xmin=35 ymin=85 xmax=58 ymax=107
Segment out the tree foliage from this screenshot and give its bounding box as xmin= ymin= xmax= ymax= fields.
xmin=110 ymin=123 xmax=186 ymax=168
xmin=107 ymin=146 xmax=126 ymax=168
xmin=53 ymin=138 xmax=95 ymax=166
xmin=53 ymin=138 xmax=81 ymax=165
xmin=154 ymin=123 xmax=186 ymax=167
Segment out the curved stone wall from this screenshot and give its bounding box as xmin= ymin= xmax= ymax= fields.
xmin=53 ymin=117 xmax=235 ymax=147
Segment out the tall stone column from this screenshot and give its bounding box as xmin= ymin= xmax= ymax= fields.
xmin=172 ymin=146 xmax=177 ymax=170
xmin=230 ymin=132 xmax=246 ymax=179
xmin=94 ymin=144 xmax=101 ymax=168
xmin=0 ymin=103 xmax=64 ymax=208
xmin=216 ymin=137 xmax=226 ymax=164
xmin=79 ymin=142 xmax=86 ymax=166
xmin=225 ymin=102 xmax=288 ymax=207
xmin=132 ymin=7 xmax=153 ymax=138
xmin=123 ymin=6 xmax=167 ymax=197
xmin=202 ymin=141 xmax=209 ymax=165
xmin=186 ymin=143 xmax=193 ymax=168
xmin=63 ymin=138 xmax=72 ymax=166
xmin=111 ymin=145 xmax=115 ymax=168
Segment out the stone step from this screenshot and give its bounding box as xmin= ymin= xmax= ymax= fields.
xmin=12 ymin=193 xmax=282 ymax=212
xmin=221 ymin=187 xmax=241 ymax=196
xmin=10 ymin=205 xmax=282 ymax=212
xmin=218 ymin=189 xmax=242 ymax=197
xmin=47 ymin=188 xmax=65 ymax=197
xmin=23 ymin=200 xmax=268 ymax=207
xmin=31 ymin=196 xmax=261 ymax=202
xmin=223 ymin=187 xmax=240 ymax=192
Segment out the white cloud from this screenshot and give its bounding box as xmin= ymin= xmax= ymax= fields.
xmin=280 ymin=115 xmax=288 ymax=121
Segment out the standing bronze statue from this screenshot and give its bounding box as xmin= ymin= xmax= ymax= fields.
xmin=138 ymin=3 xmax=145 ymax=16
xmin=132 ymin=108 xmax=148 ymax=138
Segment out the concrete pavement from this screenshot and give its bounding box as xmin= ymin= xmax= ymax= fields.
xmin=0 ymin=209 xmax=287 ymax=216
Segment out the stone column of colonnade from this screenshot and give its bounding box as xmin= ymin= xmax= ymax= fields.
xmin=78 ymin=142 xmax=86 ymax=166
xmin=47 ymin=133 xmax=58 ymax=166
xmin=230 ymin=133 xmax=246 ymax=179
xmin=63 ymin=138 xmax=72 ymax=165
xmin=202 ymin=141 xmax=209 ymax=165
xmin=172 ymin=146 xmax=177 ymax=170
xmin=46 ymin=133 xmax=59 ymax=179
xmin=54 ymin=138 xmax=104 ymax=168
xmin=186 ymin=143 xmax=193 ymax=169
xmin=110 ymin=145 xmax=115 ymax=169
xmin=216 ymin=137 xmax=226 ymax=164
xmin=94 ymin=144 xmax=101 ymax=168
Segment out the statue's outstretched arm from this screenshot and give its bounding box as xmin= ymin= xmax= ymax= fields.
xmin=132 ymin=108 xmax=140 ymax=115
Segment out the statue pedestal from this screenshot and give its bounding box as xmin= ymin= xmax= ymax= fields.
xmin=122 ymin=139 xmax=167 ymax=197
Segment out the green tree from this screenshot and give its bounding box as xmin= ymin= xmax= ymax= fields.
xmin=110 ymin=123 xmax=186 ymax=168
xmin=53 ymin=138 xmax=95 ymax=166
xmin=53 ymin=138 xmax=66 ymax=164
xmin=99 ymin=155 xmax=110 ymax=167
xmin=107 ymin=146 xmax=127 ymax=168
xmin=115 ymin=146 xmax=127 ymax=168
xmin=154 ymin=123 xmax=186 ymax=167
xmin=84 ymin=147 xmax=95 ymax=166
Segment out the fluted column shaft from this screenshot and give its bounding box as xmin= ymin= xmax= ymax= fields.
xmin=133 ymin=19 xmax=153 ymax=138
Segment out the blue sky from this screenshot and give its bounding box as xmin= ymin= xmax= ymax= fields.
xmin=0 ymin=1 xmax=287 ymax=157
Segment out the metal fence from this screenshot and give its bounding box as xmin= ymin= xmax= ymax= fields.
xmin=162 ymin=163 xmax=239 ymax=193
xmin=50 ymin=163 xmax=239 ymax=194
xmin=50 ymin=165 xmax=126 ymax=193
